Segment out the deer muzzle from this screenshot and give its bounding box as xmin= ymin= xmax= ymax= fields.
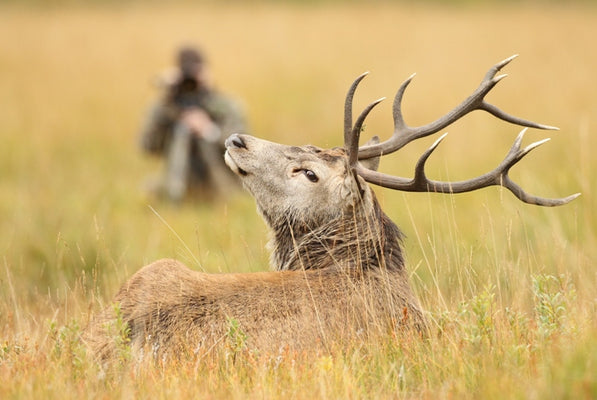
xmin=224 ymin=133 xmax=251 ymax=176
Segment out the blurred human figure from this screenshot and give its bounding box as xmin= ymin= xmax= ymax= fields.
xmin=139 ymin=46 xmax=247 ymax=202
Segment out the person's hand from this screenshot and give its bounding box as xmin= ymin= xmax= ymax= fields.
xmin=181 ymin=109 xmax=213 ymax=136
xmin=180 ymin=108 xmax=221 ymax=142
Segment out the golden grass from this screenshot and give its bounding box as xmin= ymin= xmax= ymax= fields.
xmin=0 ymin=1 xmax=596 ymax=399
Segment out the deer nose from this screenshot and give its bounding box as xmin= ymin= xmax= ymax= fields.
xmin=226 ymin=133 xmax=247 ymax=149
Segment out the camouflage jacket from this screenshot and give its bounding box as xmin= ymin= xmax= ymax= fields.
xmin=139 ymin=87 xmax=247 ymax=155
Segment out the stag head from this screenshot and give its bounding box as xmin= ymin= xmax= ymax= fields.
xmin=227 ymin=56 xmax=579 ymax=217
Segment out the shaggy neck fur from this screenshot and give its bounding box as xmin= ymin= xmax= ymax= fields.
xmin=263 ymin=193 xmax=405 ymax=273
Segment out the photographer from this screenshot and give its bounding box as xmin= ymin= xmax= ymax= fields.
xmin=139 ymin=46 xmax=247 ymax=202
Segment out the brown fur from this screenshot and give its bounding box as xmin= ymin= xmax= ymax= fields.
xmin=85 ymin=134 xmax=426 ymax=363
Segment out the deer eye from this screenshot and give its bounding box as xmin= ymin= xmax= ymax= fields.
xmin=292 ymin=168 xmax=319 ymax=183
xmin=304 ymin=170 xmax=319 ymax=182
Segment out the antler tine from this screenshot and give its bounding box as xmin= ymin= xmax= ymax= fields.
xmin=348 ymin=97 xmax=385 ymax=167
xmin=502 ymin=177 xmax=580 ymax=206
xmin=391 ymin=73 xmax=417 ymax=139
xmin=480 ymin=102 xmax=559 ymax=131
xmin=485 ymin=54 xmax=518 ymax=80
xmin=412 ymin=132 xmax=449 ymax=188
xmin=356 ymin=128 xmax=581 ymax=206
xmin=358 ymin=55 xmax=558 ymax=160
xmin=344 ymin=72 xmax=370 ymax=150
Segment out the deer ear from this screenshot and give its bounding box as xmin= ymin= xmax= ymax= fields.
xmin=359 ymin=136 xmax=380 ymax=171
xmin=341 ymin=171 xmax=366 ymax=205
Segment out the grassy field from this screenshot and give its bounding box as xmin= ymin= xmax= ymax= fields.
xmin=1 ymin=1 xmax=596 ymax=398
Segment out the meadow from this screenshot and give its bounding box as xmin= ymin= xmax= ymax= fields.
xmin=0 ymin=1 xmax=596 ymax=398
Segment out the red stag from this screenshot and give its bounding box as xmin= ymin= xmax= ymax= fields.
xmin=85 ymin=56 xmax=578 ymax=363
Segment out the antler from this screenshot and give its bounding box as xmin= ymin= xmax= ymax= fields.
xmin=343 ymin=56 xmax=580 ymax=207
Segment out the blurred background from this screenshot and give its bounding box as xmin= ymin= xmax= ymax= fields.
xmin=0 ymin=0 xmax=594 ymax=327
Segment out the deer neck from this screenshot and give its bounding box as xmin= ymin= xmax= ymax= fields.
xmin=264 ymin=196 xmax=405 ymax=273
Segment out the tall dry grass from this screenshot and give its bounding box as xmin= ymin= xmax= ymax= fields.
xmin=0 ymin=2 xmax=595 ymax=399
